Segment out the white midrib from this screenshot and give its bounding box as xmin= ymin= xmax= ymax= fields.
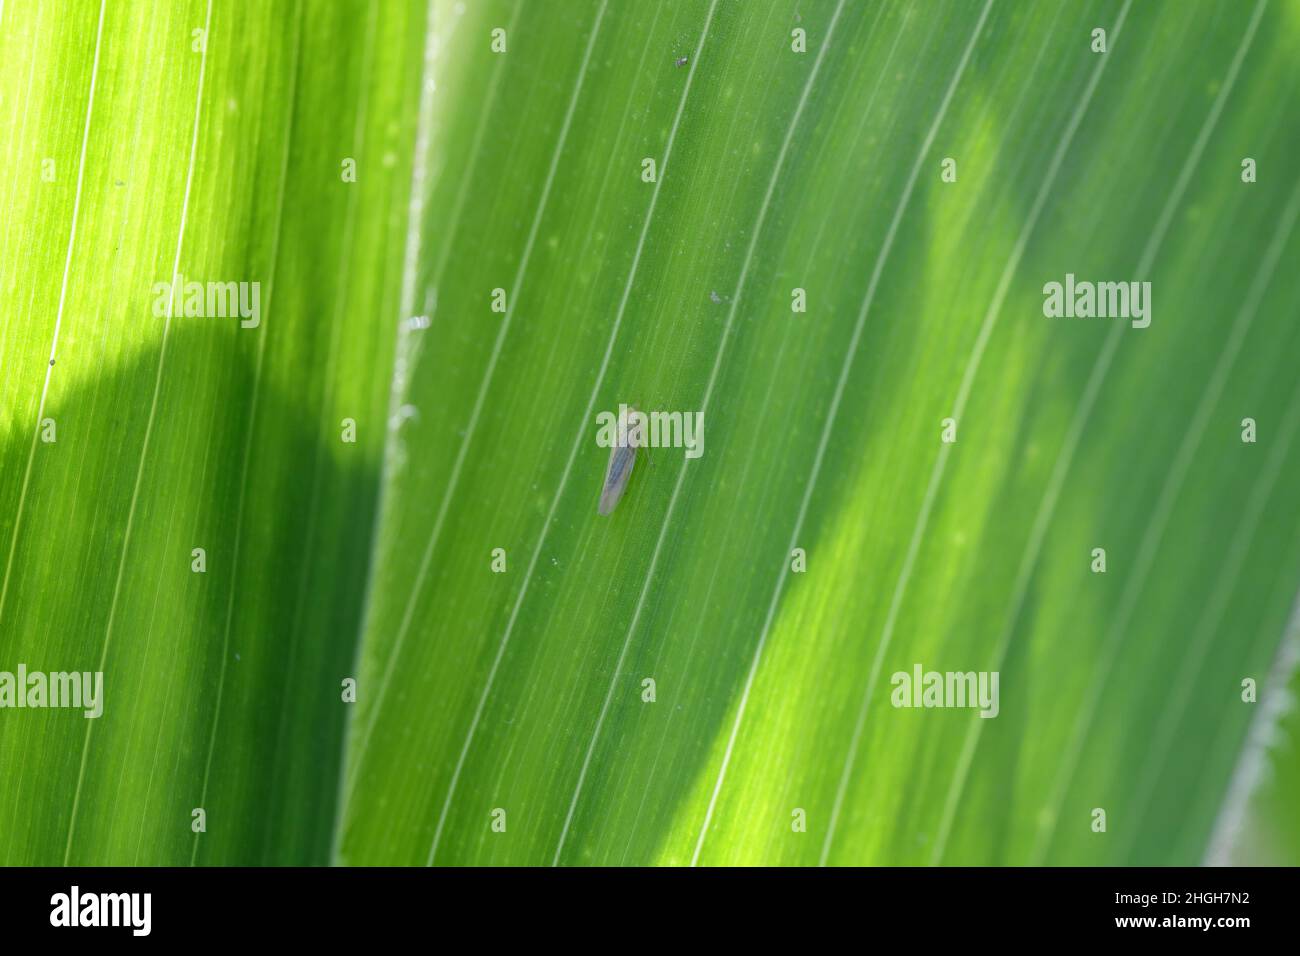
xmin=341 ymin=8 xmax=611 ymax=829
xmin=330 ymin=0 xmax=442 ymax=865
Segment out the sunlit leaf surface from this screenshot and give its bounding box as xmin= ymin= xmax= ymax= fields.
xmin=3 ymin=0 xmax=1298 ymax=867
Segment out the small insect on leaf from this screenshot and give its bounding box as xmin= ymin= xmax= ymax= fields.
xmin=598 ymin=404 xmax=641 ymax=516
xmin=675 ymin=55 xmax=688 ymax=67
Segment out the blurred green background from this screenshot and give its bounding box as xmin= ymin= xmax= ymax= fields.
xmin=0 ymin=0 xmax=1297 ymax=866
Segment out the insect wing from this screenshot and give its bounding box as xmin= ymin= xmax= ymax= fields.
xmin=598 ymin=442 xmax=637 ymax=515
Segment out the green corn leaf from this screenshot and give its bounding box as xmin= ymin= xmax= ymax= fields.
xmin=3 ymin=0 xmax=1298 ymax=868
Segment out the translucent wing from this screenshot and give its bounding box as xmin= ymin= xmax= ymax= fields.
xmin=598 ymin=443 xmax=637 ymax=515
